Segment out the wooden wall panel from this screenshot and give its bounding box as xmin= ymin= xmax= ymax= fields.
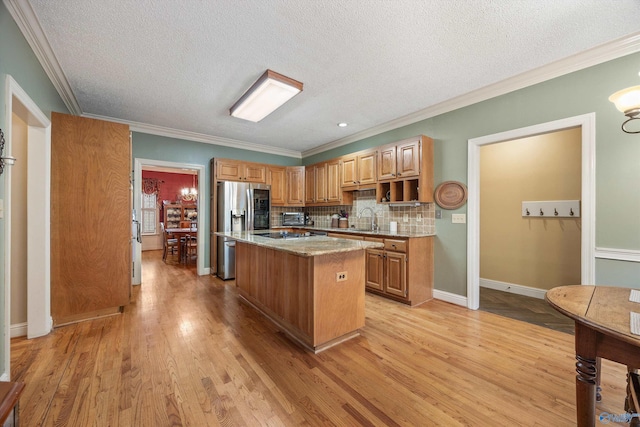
xmin=51 ymin=112 xmax=131 ymax=325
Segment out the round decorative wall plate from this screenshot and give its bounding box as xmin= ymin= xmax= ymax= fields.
xmin=434 ymin=181 xmax=468 ymax=210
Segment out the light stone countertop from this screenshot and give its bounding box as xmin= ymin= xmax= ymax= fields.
xmin=215 ymin=230 xmax=384 ymax=257
xmin=275 ymin=225 xmax=436 ymax=239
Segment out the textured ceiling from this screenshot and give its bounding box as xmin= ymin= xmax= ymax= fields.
xmin=20 ymin=0 xmax=640 ymax=155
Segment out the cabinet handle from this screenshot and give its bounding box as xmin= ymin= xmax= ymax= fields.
xmin=397 ymin=173 xmax=401 ymax=176
xmin=392 ymin=173 xmax=395 ymax=177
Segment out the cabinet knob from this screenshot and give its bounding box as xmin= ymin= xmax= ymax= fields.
xmin=397 ymin=173 xmax=401 ymax=176
xmin=353 ymin=181 xmax=357 ymax=184
xmin=392 ymin=173 xmax=396 ymax=177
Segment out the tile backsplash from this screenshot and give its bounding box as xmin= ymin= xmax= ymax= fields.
xmin=271 ymin=190 xmax=435 ymax=234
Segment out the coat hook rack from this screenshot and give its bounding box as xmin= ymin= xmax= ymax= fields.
xmin=522 ymin=200 xmax=581 ymax=218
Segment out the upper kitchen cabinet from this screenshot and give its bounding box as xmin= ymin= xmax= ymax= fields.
xmin=377 ymin=137 xmax=421 ymax=180
xmin=305 ymin=161 xmax=352 ymax=206
xmin=267 ymin=166 xmax=286 ymax=205
xmin=51 ymin=112 xmax=131 ymax=326
xmin=376 ymin=135 xmax=434 ymax=204
xmin=286 ymin=166 xmax=305 ymax=206
xmin=215 ymin=159 xmax=266 ymax=183
xmin=340 ymin=150 xmax=377 ymax=190
xmin=269 ymin=165 xmax=305 ymax=207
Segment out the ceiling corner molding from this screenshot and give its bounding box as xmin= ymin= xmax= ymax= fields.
xmin=3 ymin=0 xmax=82 ymax=115
xmin=81 ymin=113 xmax=302 ymax=159
xmin=303 ymin=31 xmax=640 ymax=158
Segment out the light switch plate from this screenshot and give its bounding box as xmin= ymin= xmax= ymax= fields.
xmin=452 ymin=214 xmax=466 ymax=224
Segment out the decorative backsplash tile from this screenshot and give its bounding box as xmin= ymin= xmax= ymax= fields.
xmin=271 ymin=189 xmax=435 ymax=234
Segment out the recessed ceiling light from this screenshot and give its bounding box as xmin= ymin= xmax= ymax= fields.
xmin=338 ymin=122 xmax=348 ymax=127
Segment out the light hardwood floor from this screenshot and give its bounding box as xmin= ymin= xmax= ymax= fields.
xmin=10 ymin=251 xmax=630 ymax=426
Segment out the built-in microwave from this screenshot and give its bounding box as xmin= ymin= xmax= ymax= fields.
xmin=282 ymin=212 xmax=304 ymax=226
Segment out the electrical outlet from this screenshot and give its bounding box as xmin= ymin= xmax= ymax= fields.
xmin=416 ymin=213 xmax=422 ymax=222
xmin=452 ymin=214 xmax=466 ymax=224
xmin=435 ymin=210 xmax=442 ymax=219
xmin=403 ymin=214 xmax=409 ymax=222
xmin=336 ymin=272 xmax=347 ymax=282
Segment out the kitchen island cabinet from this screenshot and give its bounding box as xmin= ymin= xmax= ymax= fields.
xmin=217 ymin=231 xmax=382 ymax=352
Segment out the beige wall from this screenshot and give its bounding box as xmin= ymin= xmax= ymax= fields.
xmin=10 ymin=113 xmax=28 ymax=328
xmin=480 ymin=127 xmax=581 ymax=290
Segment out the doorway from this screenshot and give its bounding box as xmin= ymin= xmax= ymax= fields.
xmin=467 ymin=113 xmax=596 ymax=310
xmin=133 ymin=158 xmax=206 ymax=283
xmin=3 ymin=76 xmax=52 ymax=380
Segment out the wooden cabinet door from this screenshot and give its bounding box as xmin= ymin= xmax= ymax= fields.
xmin=268 ymin=166 xmax=286 ymax=206
xmin=340 ymin=156 xmax=358 ymax=188
xmin=216 ymin=159 xmax=243 ymax=181
xmin=357 ymin=151 xmax=377 ymax=185
xmin=304 ymin=165 xmax=316 ymax=204
xmin=396 ymin=140 xmax=420 ymax=178
xmin=377 ymin=144 xmax=396 ymax=180
xmin=245 ymin=163 xmax=266 ymax=183
xmin=286 ymin=166 xmax=305 ymax=206
xmin=315 ymin=163 xmax=328 ymax=203
xmin=326 ymin=160 xmax=341 ymax=203
xmin=385 ymin=251 xmax=407 ymax=298
xmin=365 ymin=249 xmax=384 ymax=291
xmin=51 ymin=112 xmax=131 ymax=325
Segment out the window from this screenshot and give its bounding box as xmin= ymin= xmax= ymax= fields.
xmin=141 ymin=192 xmax=157 ymax=235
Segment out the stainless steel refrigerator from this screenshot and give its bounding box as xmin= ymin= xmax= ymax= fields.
xmin=216 ymin=181 xmax=270 ymax=279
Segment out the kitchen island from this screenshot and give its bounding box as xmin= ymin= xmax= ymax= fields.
xmin=216 ymin=231 xmax=383 ymax=352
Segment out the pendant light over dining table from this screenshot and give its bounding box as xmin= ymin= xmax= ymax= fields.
xmin=230 ymin=70 xmax=303 ymax=122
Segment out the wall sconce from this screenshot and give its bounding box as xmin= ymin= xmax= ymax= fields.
xmin=609 ymin=85 xmax=640 ymax=134
xmin=0 ymin=129 xmax=17 ymax=176
xmin=230 ymin=69 xmax=303 ymax=122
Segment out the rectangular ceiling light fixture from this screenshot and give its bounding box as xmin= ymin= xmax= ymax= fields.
xmin=230 ymin=70 xmax=303 ymax=122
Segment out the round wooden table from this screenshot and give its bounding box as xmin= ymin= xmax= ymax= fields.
xmin=546 ymin=285 xmax=640 ymax=427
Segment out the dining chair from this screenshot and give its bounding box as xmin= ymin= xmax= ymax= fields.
xmin=161 ymin=222 xmax=179 ymax=262
xmin=184 ymin=234 xmax=197 ymax=264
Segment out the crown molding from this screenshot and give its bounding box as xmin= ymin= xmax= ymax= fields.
xmin=302 ymin=31 xmax=640 ymax=158
xmin=82 ymin=113 xmax=302 ymax=159
xmin=3 ymin=0 xmax=82 ymax=115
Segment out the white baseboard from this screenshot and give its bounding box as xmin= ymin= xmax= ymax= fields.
xmin=480 ymin=278 xmax=547 ymax=300
xmin=10 ymin=322 xmax=27 ymax=338
xmin=433 ymin=289 xmax=468 ymax=307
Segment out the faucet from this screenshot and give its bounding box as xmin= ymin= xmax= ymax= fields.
xmin=358 ymin=207 xmax=378 ymax=231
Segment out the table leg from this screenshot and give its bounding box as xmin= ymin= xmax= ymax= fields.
xmin=596 ymin=357 xmax=602 ymax=402
xmin=575 ymin=323 xmax=597 ymax=427
xmin=626 ymin=367 xmax=640 ymax=427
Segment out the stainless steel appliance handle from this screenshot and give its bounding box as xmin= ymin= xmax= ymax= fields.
xmin=247 ymin=187 xmax=254 ymax=231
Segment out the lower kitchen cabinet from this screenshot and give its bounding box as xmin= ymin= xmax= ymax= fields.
xmin=365 ymin=236 xmax=432 ymax=306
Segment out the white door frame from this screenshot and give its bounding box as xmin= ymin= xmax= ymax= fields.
xmin=133 ymin=158 xmax=206 ymax=278
xmin=3 ymin=75 xmax=52 ymax=379
xmin=467 ymin=113 xmax=596 ymax=309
